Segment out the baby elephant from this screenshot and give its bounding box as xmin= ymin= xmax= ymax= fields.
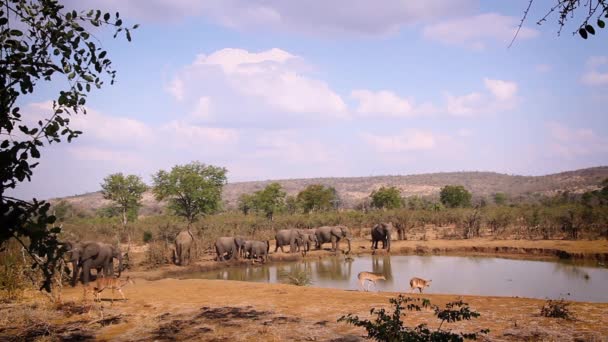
xmin=409 ymin=277 xmax=432 ymax=293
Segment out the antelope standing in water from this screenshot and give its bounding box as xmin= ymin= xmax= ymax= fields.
xmin=357 ymin=272 xmax=386 ymax=292
xmin=409 ymin=277 xmax=432 ymax=293
xmin=94 ymin=276 xmax=135 ymax=303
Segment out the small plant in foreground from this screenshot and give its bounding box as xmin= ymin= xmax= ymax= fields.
xmin=338 ymin=295 xmax=489 ymax=341
xmin=279 ymin=269 xmax=313 ymax=286
xmin=541 ymin=298 xmax=573 ymax=319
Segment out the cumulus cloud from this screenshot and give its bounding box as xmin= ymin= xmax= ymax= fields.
xmin=362 ymin=130 xmax=437 ymax=152
xmin=483 ymin=78 xmax=518 ymax=101
xmin=351 ymin=90 xmax=436 ymax=118
xmin=73 ymin=0 xmax=475 ymax=36
xmin=547 ymin=122 xmax=608 ymax=157
xmin=445 ymin=78 xmax=519 ymax=116
xmin=581 ymin=56 xmax=608 ymax=87
xmin=166 ymin=48 xmax=348 ymax=123
xmin=423 ymin=13 xmax=539 ymax=49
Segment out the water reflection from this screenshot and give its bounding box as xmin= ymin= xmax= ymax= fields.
xmin=180 ymin=255 xmax=608 ymax=303
xmin=316 ymin=257 xmax=352 ymax=281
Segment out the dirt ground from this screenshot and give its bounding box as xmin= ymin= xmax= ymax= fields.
xmin=2 ymin=238 xmax=608 ymax=341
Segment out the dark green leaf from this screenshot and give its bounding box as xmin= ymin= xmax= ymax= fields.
xmin=104 ymin=13 xmax=110 ymax=21
xmin=579 ymin=28 xmax=588 ymax=39
xmin=586 ymin=25 xmax=595 ymax=35
xmin=598 ymin=19 xmax=605 ymax=29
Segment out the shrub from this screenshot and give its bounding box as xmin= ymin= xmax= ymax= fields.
xmin=0 ymin=244 xmax=29 ymax=302
xmin=145 ymin=241 xmax=172 ymax=266
xmin=338 ymin=295 xmax=489 ymax=341
xmin=279 ymin=269 xmax=313 ymax=286
xmin=143 ymin=230 xmax=153 ymax=243
xmin=540 ymin=299 xmax=573 ymax=319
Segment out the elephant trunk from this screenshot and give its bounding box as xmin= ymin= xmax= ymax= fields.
xmin=346 ymin=237 xmax=352 ymax=254
xmin=386 ymin=231 xmax=391 ymax=252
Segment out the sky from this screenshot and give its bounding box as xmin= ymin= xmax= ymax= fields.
xmin=11 ymin=0 xmax=608 ymax=200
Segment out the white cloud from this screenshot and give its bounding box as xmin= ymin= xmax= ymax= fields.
xmin=483 ymin=78 xmax=518 ymax=101
xmin=351 ymin=90 xmax=435 ymax=118
xmin=160 ymin=120 xmax=239 ymax=148
xmin=166 ymin=78 xmax=185 ymax=101
xmin=167 ymin=48 xmax=348 ymax=122
xmin=445 ymin=78 xmax=519 ymax=116
xmin=547 ymin=122 xmax=608 ymax=157
xmin=362 ymin=130 xmax=437 ymax=152
xmin=191 ymin=97 xmax=212 ymax=120
xmin=581 ymin=56 xmax=608 ymax=87
xmin=423 ymin=13 xmax=539 ymax=49
xmin=456 ymin=128 xmax=472 ymax=137
xmin=446 ymin=92 xmax=484 ymax=117
xmin=75 ymin=0 xmax=475 ymax=36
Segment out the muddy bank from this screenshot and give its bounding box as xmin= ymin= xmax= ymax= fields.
xmin=4 ymin=278 xmax=606 ymax=341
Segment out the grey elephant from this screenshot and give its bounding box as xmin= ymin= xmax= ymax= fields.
xmin=371 ymin=222 xmax=392 ymax=252
xmin=274 ymin=229 xmax=305 ymax=253
xmin=244 ymin=240 xmax=270 ymax=263
xmin=315 ymin=226 xmax=352 ymax=254
xmin=215 ymin=236 xmax=246 ymax=261
xmin=296 ymin=229 xmax=318 ymax=254
xmin=174 ymin=230 xmax=194 ymax=266
xmin=65 ymin=241 xmax=119 ymax=286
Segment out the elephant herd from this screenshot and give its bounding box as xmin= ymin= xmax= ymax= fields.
xmin=62 ymin=222 xmax=395 ymax=286
xmin=212 ymin=225 xmax=354 ymax=263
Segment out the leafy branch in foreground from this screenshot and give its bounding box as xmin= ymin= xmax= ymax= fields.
xmin=0 ymin=0 xmax=136 ymax=292
xmin=338 ymin=295 xmax=489 ymax=341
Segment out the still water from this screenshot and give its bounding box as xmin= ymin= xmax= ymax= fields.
xmin=180 ymin=256 xmax=608 ymax=303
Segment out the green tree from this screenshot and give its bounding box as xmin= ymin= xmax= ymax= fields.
xmin=101 ymin=173 xmax=147 ymax=226
xmin=493 ymin=192 xmax=508 ymax=206
xmin=296 ymin=184 xmax=338 ymax=214
xmin=152 ymin=162 xmax=227 ymax=227
xmin=0 ymin=0 xmax=135 ymax=292
xmin=237 ymin=193 xmax=255 ymax=215
xmin=285 ymin=195 xmax=298 ymax=214
xmin=51 ymin=200 xmax=74 ymax=221
xmin=251 ymin=183 xmax=286 ymax=220
xmin=440 ymin=185 xmax=472 ymax=208
xmin=370 ymin=186 xmax=402 ymax=210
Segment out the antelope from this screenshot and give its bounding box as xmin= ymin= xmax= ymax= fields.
xmin=409 ymin=277 xmax=432 ymax=293
xmin=93 ymin=276 xmax=135 ymax=303
xmin=357 ymin=272 xmax=386 ymax=292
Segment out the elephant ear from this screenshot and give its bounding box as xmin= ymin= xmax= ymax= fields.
xmin=82 ymin=242 xmax=101 ymax=260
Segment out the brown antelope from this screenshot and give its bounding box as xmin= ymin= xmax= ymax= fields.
xmin=94 ymin=276 xmax=135 ymax=303
xmin=357 ymin=272 xmax=386 ymax=292
xmin=409 ymin=277 xmax=432 ymax=293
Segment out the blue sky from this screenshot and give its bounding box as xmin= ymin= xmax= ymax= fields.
xmin=12 ymin=0 xmax=608 ymax=199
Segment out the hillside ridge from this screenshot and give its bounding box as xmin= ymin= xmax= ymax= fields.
xmin=50 ymin=166 xmax=608 ymax=215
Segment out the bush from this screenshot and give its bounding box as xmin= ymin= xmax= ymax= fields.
xmin=0 ymin=244 xmax=29 ymax=302
xmin=279 ymin=269 xmax=313 ymax=286
xmin=540 ymin=298 xmax=573 ymax=319
xmin=145 ymin=241 xmax=172 ymax=266
xmin=338 ymin=295 xmax=489 ymax=341
xmin=143 ymin=230 xmax=153 ymax=243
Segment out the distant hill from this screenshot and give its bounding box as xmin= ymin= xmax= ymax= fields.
xmin=50 ymin=166 xmax=608 ymax=216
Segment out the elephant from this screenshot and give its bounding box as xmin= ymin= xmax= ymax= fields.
xmin=315 ymin=226 xmax=352 ymax=254
xmin=244 ymin=240 xmax=270 ymax=263
xmin=275 ymin=229 xmax=305 ymax=253
xmin=174 ymin=230 xmax=194 ymax=266
xmin=296 ymin=229 xmax=318 ymax=254
xmin=65 ymin=241 xmax=119 ymax=286
xmin=215 ymin=236 xmax=246 ymax=261
xmin=371 ymin=222 xmax=392 ymax=252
